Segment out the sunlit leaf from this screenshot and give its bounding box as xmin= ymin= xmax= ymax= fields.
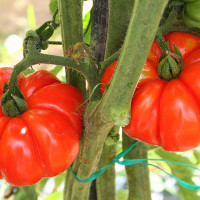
xmin=83 ymin=10 xmax=91 ymax=44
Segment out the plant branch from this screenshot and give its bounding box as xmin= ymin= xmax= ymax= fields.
xmin=101 ymin=0 xmax=169 ymax=126
xmin=9 ymin=50 xmax=97 ymax=94
xmin=58 ymin=0 xmax=87 ymax=96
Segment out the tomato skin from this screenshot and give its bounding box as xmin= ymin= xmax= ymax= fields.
xmin=100 ymin=41 xmax=161 ymax=94
xmin=0 ymin=69 xmax=84 ymax=186
xmin=101 ymin=32 xmax=200 ymax=152
xmin=164 ymin=32 xmax=200 ymax=59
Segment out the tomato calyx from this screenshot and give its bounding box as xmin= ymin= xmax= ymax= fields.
xmin=158 ymin=45 xmax=183 ymax=81
xmin=1 ymin=83 xmax=28 ymax=117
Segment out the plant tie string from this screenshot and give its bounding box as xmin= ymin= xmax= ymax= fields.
xmin=69 ymin=141 xmax=200 ymax=190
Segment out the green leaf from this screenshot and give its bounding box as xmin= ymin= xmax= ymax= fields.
xmin=155 ymin=149 xmax=200 ymax=200
xmin=83 ymin=10 xmax=91 ymax=44
xmin=50 ymin=65 xmax=63 ymax=76
xmin=83 ymin=10 xmax=91 ymax=32
xmin=49 ymin=0 xmax=58 ymax=16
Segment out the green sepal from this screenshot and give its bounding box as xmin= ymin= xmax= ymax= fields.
xmin=167 ymin=55 xmax=181 ymax=77
xmin=173 ymin=44 xmax=182 ymax=59
xmin=2 ymin=100 xmax=22 ymax=118
xmin=159 ymin=59 xmax=173 ymax=81
xmin=1 ymin=87 xmax=28 ymax=117
xmin=158 ymin=54 xmax=182 ymax=81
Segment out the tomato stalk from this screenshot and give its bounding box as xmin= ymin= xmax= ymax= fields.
xmin=100 ymin=0 xmax=169 ymax=126
xmin=63 ymin=1 xmax=169 ymax=200
xmin=58 ymin=0 xmax=88 ymax=98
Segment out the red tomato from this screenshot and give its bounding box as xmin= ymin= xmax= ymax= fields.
xmin=100 ymin=41 xmax=162 ymax=94
xmin=0 ymin=69 xmax=84 ymax=186
xmin=101 ymin=32 xmax=200 ymax=152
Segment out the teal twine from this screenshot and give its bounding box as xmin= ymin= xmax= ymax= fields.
xmin=69 ymin=141 xmax=200 ymax=190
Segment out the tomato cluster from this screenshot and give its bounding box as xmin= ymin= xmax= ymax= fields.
xmin=0 ymin=69 xmax=84 ymax=186
xmin=101 ymin=32 xmax=200 ymax=152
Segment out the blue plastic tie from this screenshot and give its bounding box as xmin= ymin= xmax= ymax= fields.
xmin=69 ymin=141 xmax=200 ymax=190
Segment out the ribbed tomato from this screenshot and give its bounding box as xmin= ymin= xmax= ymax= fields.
xmin=100 ymin=41 xmax=162 ymax=94
xmin=0 ymin=68 xmax=84 ymax=186
xmin=101 ymin=32 xmax=200 ymax=152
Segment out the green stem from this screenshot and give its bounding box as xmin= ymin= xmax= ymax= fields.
xmin=105 ymin=0 xmax=135 ymax=58
xmin=8 ymin=51 xmax=96 ymax=95
xmin=162 ymin=26 xmax=200 ymax=36
xmin=48 ymin=41 xmax=62 ymax=45
xmin=96 ymin=144 xmax=117 ymax=200
xmin=122 ymin=134 xmax=151 ymax=200
xmin=101 ymin=0 xmax=169 ymax=126
xmin=58 ymin=0 xmax=86 ymax=96
xmin=58 ymin=0 xmax=83 ymax=48
xmin=97 ymin=0 xmax=135 ymax=199
xmin=64 ymin=107 xmax=114 ymax=200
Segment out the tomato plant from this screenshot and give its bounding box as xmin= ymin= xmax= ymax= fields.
xmin=0 ymin=68 xmax=84 ymax=186
xmin=101 ymin=32 xmax=200 ymax=152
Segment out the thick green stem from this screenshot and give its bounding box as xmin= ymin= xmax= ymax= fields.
xmin=64 ymin=106 xmax=114 ymax=200
xmin=122 ymin=134 xmax=151 ymax=200
xmin=101 ymin=0 xmax=169 ymax=126
xmin=97 ymin=0 xmax=135 ymax=199
xmin=58 ymin=0 xmax=86 ymax=95
xmin=105 ymin=0 xmax=135 ymax=58
xmin=58 ymin=0 xmax=83 ymax=48
xmin=96 ymin=144 xmax=117 ymax=200
xmin=62 ymin=1 xmax=168 ymax=200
